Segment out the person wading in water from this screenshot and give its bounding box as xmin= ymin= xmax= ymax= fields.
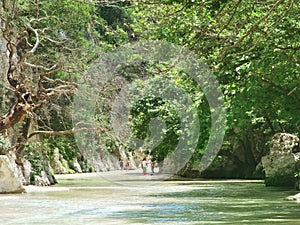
xmin=141 ymin=158 xmax=147 ymax=175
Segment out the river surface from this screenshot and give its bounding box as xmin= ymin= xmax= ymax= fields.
xmin=0 ymin=170 xmax=299 ymax=225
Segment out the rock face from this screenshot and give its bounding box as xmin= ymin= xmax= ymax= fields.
xmin=92 ymin=152 xmax=120 ymax=172
xmin=33 ymin=171 xmax=52 ymax=186
xmin=69 ymin=159 xmax=82 ymax=173
xmin=0 ymin=155 xmax=25 ymax=193
xmin=50 ymin=148 xmax=69 ymax=174
xmin=261 ymin=133 xmax=300 ymax=187
xmin=6 ymin=151 xmax=32 ymax=186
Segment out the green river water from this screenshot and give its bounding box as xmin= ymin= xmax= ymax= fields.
xmin=0 ymin=171 xmax=299 ymax=225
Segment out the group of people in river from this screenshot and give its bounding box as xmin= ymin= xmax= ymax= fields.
xmin=119 ymin=157 xmax=157 ymax=175
xmin=141 ymin=158 xmax=157 ymax=175
xmin=119 ymin=159 xmax=130 ymax=170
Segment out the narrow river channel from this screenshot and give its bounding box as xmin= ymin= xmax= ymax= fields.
xmin=0 ymin=170 xmax=299 ymax=224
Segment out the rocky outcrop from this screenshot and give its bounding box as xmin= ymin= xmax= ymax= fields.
xmin=6 ymin=151 xmax=31 ymax=185
xmin=69 ymin=159 xmax=82 ymax=173
xmin=33 ymin=171 xmax=52 ymax=186
xmin=119 ymin=148 xmax=137 ymax=170
xmin=50 ymin=148 xmax=69 ymax=174
xmin=31 ymin=162 xmax=57 ymax=186
xmin=79 ymin=146 xmax=126 ymax=172
xmin=0 ymin=155 xmax=25 ymax=193
xmin=50 ymin=148 xmax=84 ymax=174
xmin=261 ymin=133 xmax=300 ymax=187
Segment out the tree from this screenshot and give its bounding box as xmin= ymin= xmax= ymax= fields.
xmin=126 ymin=0 xmax=299 ymax=177
xmin=0 ymin=0 xmax=94 ymax=167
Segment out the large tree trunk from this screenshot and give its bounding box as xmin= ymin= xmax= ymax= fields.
xmin=0 ymin=93 xmax=32 ymax=134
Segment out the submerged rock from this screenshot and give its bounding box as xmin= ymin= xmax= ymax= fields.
xmin=0 ymin=155 xmax=25 ymax=193
xmin=262 ymin=133 xmax=300 ymax=187
xmin=285 ymin=193 xmax=300 ymax=202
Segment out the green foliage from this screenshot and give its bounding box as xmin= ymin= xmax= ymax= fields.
xmin=3 ymin=0 xmax=96 ymax=68
xmin=0 ymin=136 xmax=11 ymax=154
xmin=93 ymin=58 xmax=211 ymax=162
xmin=40 ymin=1 xmax=135 ymax=163
xmin=128 ymin=0 xmax=299 ymax=171
xmin=130 ymin=95 xmax=181 ymax=161
xmin=43 ymin=136 xmax=78 ymax=162
xmin=24 ymin=142 xmax=44 ymax=176
xmin=3 ymin=0 xmax=298 ymax=178
xmin=95 ymin=2 xmax=134 ymax=50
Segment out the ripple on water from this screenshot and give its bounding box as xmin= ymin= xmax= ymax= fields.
xmin=0 ymin=174 xmax=299 ymax=225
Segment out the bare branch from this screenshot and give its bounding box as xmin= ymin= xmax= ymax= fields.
xmin=217 ymin=0 xmax=243 ymax=36
xmin=23 ymin=62 xmax=57 ymax=71
xmin=28 ymin=127 xmax=105 ymax=139
xmin=18 ymin=22 xmax=40 ymax=64
xmin=0 ymin=93 xmax=33 ymax=133
xmin=219 ymin=0 xmax=288 ymax=57
xmin=261 ymin=77 xmax=300 ymax=103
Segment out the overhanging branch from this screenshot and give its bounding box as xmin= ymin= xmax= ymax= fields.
xmin=28 ymin=126 xmax=106 ymax=139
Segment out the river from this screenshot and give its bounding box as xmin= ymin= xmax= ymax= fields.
xmin=0 ymin=170 xmax=299 ymax=225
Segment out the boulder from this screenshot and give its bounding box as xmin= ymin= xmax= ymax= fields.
xmin=261 ymin=133 xmax=300 ymax=187
xmin=269 ymin=133 xmax=300 ymax=154
xmin=0 ymin=155 xmax=25 ymax=193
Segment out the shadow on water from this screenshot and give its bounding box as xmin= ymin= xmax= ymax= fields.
xmin=108 ymin=181 xmax=300 ymax=224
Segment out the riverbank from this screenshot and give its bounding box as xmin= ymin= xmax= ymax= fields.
xmin=25 ymin=169 xmax=265 ymax=193
xmin=23 ymin=170 xmax=300 ymax=205
xmin=25 ymin=169 xmax=177 ymax=193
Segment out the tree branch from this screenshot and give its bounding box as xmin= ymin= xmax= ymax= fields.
xmin=219 ymin=0 xmax=287 ymax=57
xmin=27 ymin=127 xmax=105 ymax=139
xmin=261 ymin=77 xmax=300 ymax=103
xmin=0 ymin=92 xmax=33 ymax=133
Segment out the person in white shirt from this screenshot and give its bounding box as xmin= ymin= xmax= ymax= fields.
xmin=142 ymin=158 xmax=147 ymax=175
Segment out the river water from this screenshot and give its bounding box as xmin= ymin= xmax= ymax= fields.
xmin=0 ymin=171 xmax=299 ymax=225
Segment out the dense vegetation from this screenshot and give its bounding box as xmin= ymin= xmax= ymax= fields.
xmin=0 ymin=0 xmax=299 ymax=180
